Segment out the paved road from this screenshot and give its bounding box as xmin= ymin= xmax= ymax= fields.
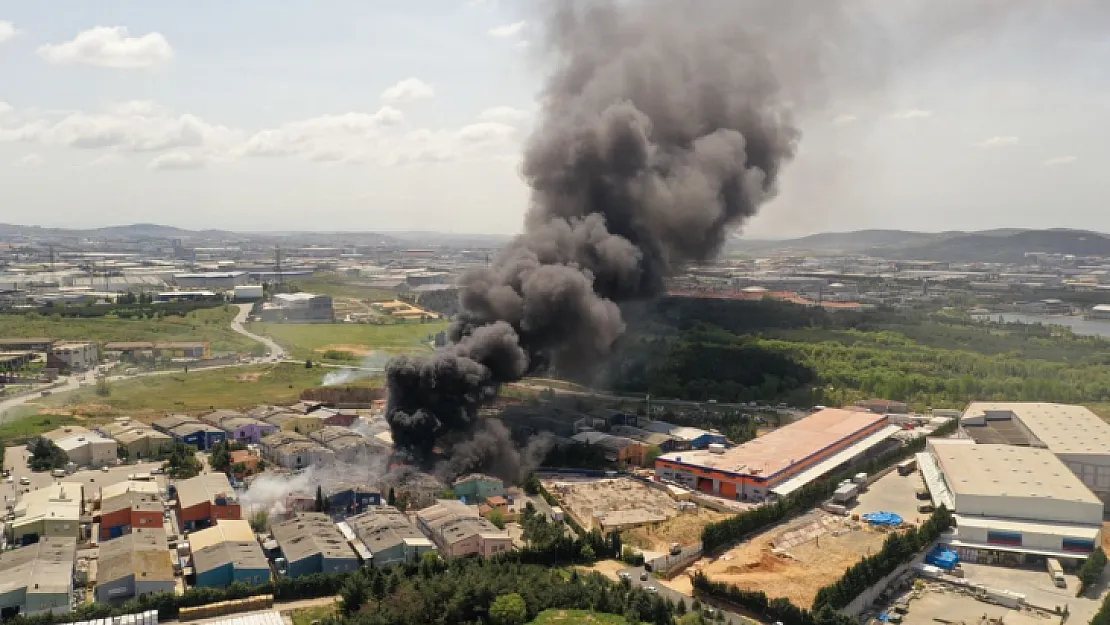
xmin=231 ymin=303 xmax=285 ymax=361
xmin=618 ymin=565 xmax=750 ymax=625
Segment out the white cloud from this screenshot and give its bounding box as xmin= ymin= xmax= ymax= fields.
xmin=1043 ymin=155 xmax=1077 ymax=166
xmin=832 ymin=114 xmax=857 ymax=126
xmin=240 ymin=107 xmax=403 ymax=158
xmin=148 ymin=151 xmax=204 ymax=171
xmin=0 ymin=101 xmax=12 ymax=115
xmin=891 ymin=109 xmax=933 ymax=120
xmin=38 ymin=26 xmax=173 ymax=69
xmin=380 ymin=78 xmax=435 ymax=105
xmin=456 ymin=122 xmax=516 ymax=145
xmin=489 ymin=21 xmax=527 ymax=38
xmin=514 ymin=40 xmax=530 ymax=49
xmin=478 ymin=106 xmax=529 ymax=124
xmin=976 ymin=136 xmax=1019 ymax=149
xmin=14 ymin=153 xmax=43 ymax=167
xmin=0 ymin=21 xmax=18 ymax=44
xmin=84 ymin=153 xmax=124 ymax=168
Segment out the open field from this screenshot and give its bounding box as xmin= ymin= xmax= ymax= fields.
xmin=23 ymin=363 xmax=346 ymax=423
xmin=691 ymin=510 xmax=889 ymax=609
xmin=286 ymin=275 xmax=398 ymax=301
xmin=0 ymin=412 xmax=82 ymax=445
xmin=530 ymin=609 xmax=631 ymax=625
xmin=247 ymin=320 xmax=448 ymax=361
xmin=0 ymin=306 xmax=261 ymax=354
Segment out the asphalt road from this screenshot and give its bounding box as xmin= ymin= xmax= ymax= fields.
xmin=617 ymin=565 xmax=750 ymax=625
xmin=231 ymin=303 xmax=285 ymax=361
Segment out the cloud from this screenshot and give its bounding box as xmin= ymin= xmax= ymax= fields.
xmin=0 ymin=21 xmax=18 ymax=44
xmin=455 ymin=122 xmax=516 ymax=145
xmin=478 ymin=106 xmax=529 ymax=124
xmin=14 ymin=153 xmax=43 ymax=167
xmin=240 ymin=107 xmax=403 ymax=158
xmin=891 ymin=109 xmax=933 ymax=120
xmin=976 ymin=136 xmax=1019 ymax=149
xmin=489 ymin=21 xmax=527 ymax=38
xmin=148 ymin=151 xmax=204 ymax=171
xmin=832 ymin=114 xmax=858 ymax=126
xmin=380 ymin=78 xmax=434 ymax=105
xmin=38 ymin=26 xmax=173 ymax=69
xmin=0 ymin=101 xmax=12 ymax=115
xmin=1043 ymin=155 xmax=1077 ymax=167
xmin=84 ymin=153 xmax=124 ymax=168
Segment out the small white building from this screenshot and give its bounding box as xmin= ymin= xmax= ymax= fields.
xmin=49 ymin=342 xmax=98 ymax=370
xmin=55 ymin=432 xmax=117 ymax=468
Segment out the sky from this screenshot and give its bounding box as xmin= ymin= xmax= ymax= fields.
xmin=0 ymin=1 xmax=1109 ymax=238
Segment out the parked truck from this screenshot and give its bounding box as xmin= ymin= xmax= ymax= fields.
xmin=897 ymin=458 xmax=918 ymax=476
xmin=1047 ymin=558 xmax=1066 ymax=588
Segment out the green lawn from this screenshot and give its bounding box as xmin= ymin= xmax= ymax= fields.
xmin=530 ymin=610 xmax=634 ymax=625
xmin=286 ymin=274 xmax=398 ymax=301
xmin=247 ymin=320 xmax=449 ymax=361
xmin=0 ymin=306 xmax=261 ymax=355
xmin=0 ymin=413 xmax=81 ymax=445
xmin=288 ymin=603 xmax=338 ymax=625
xmin=26 ymin=363 xmax=351 ymax=422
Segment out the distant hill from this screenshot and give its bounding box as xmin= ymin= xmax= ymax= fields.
xmin=731 ymin=228 xmax=1110 ymax=260
xmin=0 ymin=222 xmax=239 ymax=240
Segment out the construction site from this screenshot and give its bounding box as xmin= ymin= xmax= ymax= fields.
xmin=542 ymin=477 xmax=684 ymax=533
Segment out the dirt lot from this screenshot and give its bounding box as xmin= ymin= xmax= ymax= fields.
xmin=543 ymin=477 xmax=680 ymax=532
xmin=314 ymin=343 xmax=376 ymax=357
xmin=624 ymin=508 xmax=729 ymax=552
xmin=900 ymin=588 xmax=1058 ymax=625
xmin=693 ymin=510 xmax=891 ymax=608
xmin=576 ymin=559 xmax=626 ymax=582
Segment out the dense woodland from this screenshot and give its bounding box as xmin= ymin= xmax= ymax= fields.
xmin=604 ymin=298 xmax=1110 ymax=410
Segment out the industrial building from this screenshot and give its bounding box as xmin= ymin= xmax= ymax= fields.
xmin=9 ymin=483 xmax=83 ymax=544
xmin=309 ymin=426 xmax=387 ymax=463
xmin=453 ymin=474 xmax=505 ymax=502
xmin=95 ymin=529 xmax=175 ymax=602
xmin=920 ymin=440 xmax=1103 ymax=564
xmin=173 ymin=271 xmax=249 ymax=290
xmin=268 ymin=513 xmax=359 ymax=578
xmin=960 ymin=402 xmax=1110 ymax=509
xmin=201 ymin=410 xmax=278 ymax=445
xmin=264 ymin=293 xmax=334 ymax=323
xmin=260 ymin=431 xmax=335 ymax=469
xmin=98 ymin=481 xmax=164 ymax=541
xmin=655 ymin=408 xmax=899 ymax=501
xmin=345 ymin=506 xmax=435 ymax=568
xmin=54 ymin=431 xmax=117 ymax=468
xmin=153 ymin=415 xmax=226 ymax=451
xmin=642 ymin=421 xmax=727 ymax=450
xmin=98 ymin=420 xmax=173 ymax=460
xmin=571 ymin=431 xmax=647 ymax=466
xmin=0 ymin=537 xmax=77 ymax=617
xmin=174 ymin=473 xmax=240 ymax=532
xmin=189 ymin=520 xmax=270 ymax=588
xmin=48 ymin=341 xmax=98 ymax=371
xmin=416 ymin=499 xmax=512 ymax=559
xmin=104 ymin=342 xmax=210 ymax=360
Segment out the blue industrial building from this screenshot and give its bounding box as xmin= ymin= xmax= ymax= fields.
xmin=269 ymin=513 xmax=359 ymax=578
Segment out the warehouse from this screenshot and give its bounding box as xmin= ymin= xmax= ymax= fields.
xmin=49 ymin=341 xmax=98 ymax=371
xmin=189 ymin=520 xmax=270 ymax=588
xmin=920 ymin=440 xmax=1103 ymax=564
xmin=0 ymin=538 xmax=76 ymax=618
xmin=269 ymin=513 xmax=359 ymax=578
xmin=643 ymin=421 xmax=726 ymax=450
xmin=54 ymin=431 xmax=117 ymax=468
xmin=9 ymin=483 xmax=83 ymax=544
xmin=174 ymin=473 xmax=240 ymax=532
xmin=153 ymin=415 xmax=226 ymax=451
xmin=571 ymin=431 xmax=647 ymax=466
xmin=655 ymin=408 xmax=897 ymax=501
xmin=173 ymin=271 xmax=249 ymax=290
xmin=453 ymin=474 xmax=505 ymax=502
xmin=98 ymin=481 xmax=164 ymax=541
xmin=960 ymin=402 xmax=1110 ymax=509
xmin=345 ymin=506 xmax=435 ymax=568
xmin=95 ymin=529 xmax=175 ymax=602
xmin=99 ymin=420 xmax=173 ymax=460
xmin=260 ymin=431 xmax=335 ymax=469
xmin=416 ymin=500 xmax=512 ymax=559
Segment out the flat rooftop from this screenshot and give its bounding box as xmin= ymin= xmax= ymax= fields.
xmin=932 ymin=442 xmax=1101 ymax=504
xmin=659 ymin=408 xmax=885 ymax=480
xmin=962 ymin=402 xmax=1110 ymax=455
xmin=0 ymin=537 xmax=76 ymax=598
xmin=270 ymin=513 xmax=356 ymax=563
xmin=176 ymin=473 xmax=236 ymax=510
xmin=98 ymin=528 xmax=174 ymax=585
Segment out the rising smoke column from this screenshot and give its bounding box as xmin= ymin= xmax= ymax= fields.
xmin=386 ymin=0 xmax=799 ymax=456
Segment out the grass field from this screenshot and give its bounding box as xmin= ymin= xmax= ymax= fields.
xmin=286 ymin=274 xmax=398 ymax=301
xmin=25 ymin=363 xmax=351 ymax=423
xmin=0 ymin=306 xmax=260 ymax=354
xmin=288 ymin=603 xmax=338 ymax=625
xmin=530 ymin=610 xmax=633 ymax=625
xmin=247 ymin=320 xmax=449 ymax=361
xmin=0 ymin=413 xmax=81 ymax=445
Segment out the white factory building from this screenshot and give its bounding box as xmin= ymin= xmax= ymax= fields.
xmin=919 ymin=439 xmax=1103 ymax=565
xmin=959 ymin=402 xmax=1110 ymax=510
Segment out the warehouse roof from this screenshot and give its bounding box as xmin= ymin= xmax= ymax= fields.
xmin=98 ymin=529 xmax=174 ymax=585
xmin=102 ymin=490 xmax=163 ymax=515
xmin=100 ymin=479 xmax=160 ymax=502
xmin=192 ymin=539 xmax=269 ymax=575
xmin=189 ymin=519 xmax=256 ymax=552
xmin=270 ymin=513 xmax=356 ymax=564
xmin=13 ymin=482 xmax=83 ymax=529
xmin=176 ymin=473 xmax=236 ymax=510
xmin=40 ymin=425 xmax=92 ymax=442
xmin=643 ymin=421 xmax=717 ymax=442
xmin=347 ymin=507 xmax=430 ymax=554
xmin=962 ymin=402 xmax=1110 ymax=455
xmin=932 ymin=442 xmax=1101 ymax=504
xmin=0 ymin=537 xmax=76 ymax=598
xmin=56 ymin=432 xmax=116 ymax=453
xmin=659 ymin=409 xmax=886 ymax=480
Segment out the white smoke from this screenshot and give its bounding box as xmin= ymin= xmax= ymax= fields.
xmin=240 ymin=454 xmax=392 ymax=519
xmin=321 ymin=350 xmax=390 ymax=386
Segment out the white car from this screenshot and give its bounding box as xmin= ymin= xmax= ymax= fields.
xmin=644 ymin=586 xmax=657 ymax=593
xmin=19 ymin=477 xmax=30 ymax=486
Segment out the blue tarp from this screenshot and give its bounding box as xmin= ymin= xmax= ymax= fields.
xmin=926 ymin=547 xmax=959 ymax=570
xmin=862 ymin=511 xmax=904 ymax=526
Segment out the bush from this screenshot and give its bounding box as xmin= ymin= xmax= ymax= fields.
xmin=1078 ymin=547 xmax=1107 ymax=596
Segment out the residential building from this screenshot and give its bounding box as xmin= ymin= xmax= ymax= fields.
xmin=98 ymin=420 xmax=173 ymax=460
xmin=416 ymin=499 xmax=512 ymax=559
xmin=94 ymin=529 xmax=175 ymax=602
xmin=48 ymin=342 xmax=98 ymax=370
xmin=153 ymin=415 xmax=226 ymax=451
xmin=269 ymin=513 xmax=359 ymax=578
xmin=260 ymin=431 xmax=335 ymax=470
xmin=642 ymin=421 xmax=727 ymax=450
xmin=9 ymin=483 xmax=83 ymax=544
xmin=54 ymin=431 xmax=117 ymax=468
xmin=189 ymin=520 xmax=271 ymax=588
xmin=921 ymin=440 xmax=1104 ymax=565
xmin=99 ymin=482 xmax=164 ymax=541
xmin=346 ymin=506 xmax=435 ymax=568
xmin=0 ymin=538 xmax=76 ymax=617
xmin=452 ymin=474 xmax=505 ymax=502
xmin=174 ymin=473 xmax=240 ymax=532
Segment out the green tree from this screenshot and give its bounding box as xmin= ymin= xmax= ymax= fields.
xmin=209 ymin=440 xmax=232 ymax=473
xmin=163 ymin=442 xmax=202 ymax=479
xmin=340 ymin=577 xmax=367 ymax=616
xmin=29 ymin=438 xmax=67 ymax=471
xmin=487 ymin=509 xmax=506 ymax=530
xmin=488 ymin=592 xmax=527 ymax=625
xmin=248 ymin=510 xmax=269 ymax=533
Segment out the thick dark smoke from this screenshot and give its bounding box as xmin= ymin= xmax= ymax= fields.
xmin=387 ymin=0 xmax=800 ymax=457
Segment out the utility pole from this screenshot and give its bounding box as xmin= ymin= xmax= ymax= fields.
xmin=274 ymin=245 xmax=283 ymax=287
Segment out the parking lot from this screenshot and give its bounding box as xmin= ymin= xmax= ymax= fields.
xmin=853 ymin=468 xmax=927 ymax=523
xmin=960 ymin=562 xmax=1101 ymax=623
xmin=3 ymin=444 xmax=165 ymax=508
xmin=900 ymin=589 xmax=1045 ymax=625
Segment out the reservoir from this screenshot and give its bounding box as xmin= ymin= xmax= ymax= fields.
xmin=972 ymin=312 xmax=1110 ymax=339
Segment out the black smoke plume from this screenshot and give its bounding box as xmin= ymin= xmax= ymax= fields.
xmin=387 ymin=0 xmax=799 ymax=457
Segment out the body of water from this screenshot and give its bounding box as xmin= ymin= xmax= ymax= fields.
xmin=972 ymin=312 xmax=1110 ymax=339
